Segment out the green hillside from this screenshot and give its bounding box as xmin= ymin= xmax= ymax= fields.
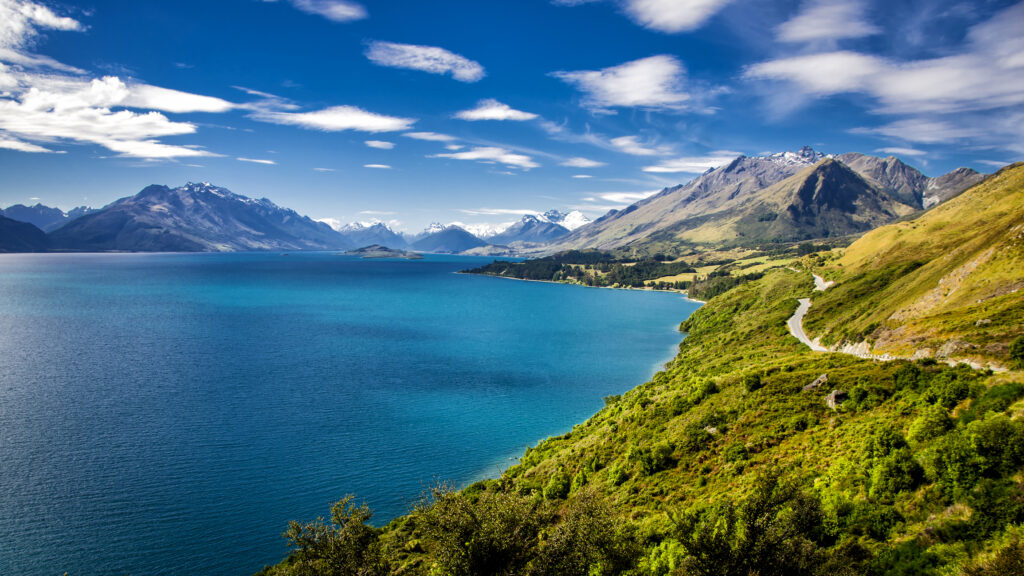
xmin=804 ymin=163 xmax=1024 ymax=369
xmin=260 ymin=170 xmax=1024 ymax=576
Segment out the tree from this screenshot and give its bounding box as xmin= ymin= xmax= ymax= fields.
xmin=274 ymin=495 xmax=389 ymax=576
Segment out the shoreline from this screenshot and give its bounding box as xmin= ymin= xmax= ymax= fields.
xmin=455 ymin=270 xmax=708 ymax=304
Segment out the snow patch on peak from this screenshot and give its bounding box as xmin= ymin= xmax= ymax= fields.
xmin=758 ymin=146 xmax=828 ymax=168
xmin=423 ymin=222 xmax=447 ymax=235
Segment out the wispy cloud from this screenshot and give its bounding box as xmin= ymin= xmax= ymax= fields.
xmin=0 ymin=135 xmax=59 ymax=153
xmin=587 ymin=189 xmax=660 ymax=204
xmin=552 ymin=55 xmax=691 ymax=113
xmin=610 ymin=135 xmax=672 ymax=156
xmin=364 ymin=163 xmax=392 ymax=169
xmin=251 ymin=105 xmax=415 ymax=132
xmin=285 ymin=0 xmax=367 ymax=22
xmin=432 ymin=146 xmax=540 ymax=170
xmin=572 ymin=174 xmax=593 ymax=179
xmin=851 ymin=119 xmax=983 ymax=144
xmin=560 ymin=157 xmax=606 ymax=168
xmin=365 ymin=41 xmax=485 ymax=82
xmin=454 ymin=99 xmax=538 ymax=121
xmin=313 ymin=167 xmax=335 ymax=172
xmin=642 ymin=153 xmax=737 ymax=173
xmin=875 ymin=146 xmax=926 ymax=157
xmin=365 ymin=139 xmax=395 ymax=149
xmin=404 ymin=131 xmax=457 ymax=142
xmin=746 ymin=2 xmax=1024 ymax=151
xmin=458 ymin=208 xmax=540 ymax=216
xmin=777 ymin=0 xmax=880 ymax=44
xmin=238 ymin=157 xmax=276 ymax=165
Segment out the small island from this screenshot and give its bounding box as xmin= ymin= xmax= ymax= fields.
xmin=343 ymin=245 xmax=424 ymax=260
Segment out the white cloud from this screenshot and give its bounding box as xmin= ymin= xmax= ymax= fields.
xmin=853 ymin=119 xmax=983 ymax=144
xmin=592 ymin=190 xmax=659 ymax=203
xmin=313 ymin=167 xmax=335 ymax=172
xmin=364 ymin=163 xmax=392 ymax=169
xmin=432 ymin=146 xmax=540 ymax=170
xmin=454 ymin=99 xmax=538 ymax=121
xmin=0 ymin=77 xmax=222 ymax=159
xmin=572 ymin=174 xmax=593 ymax=179
xmin=610 ymin=135 xmax=671 ymax=156
xmin=251 ymin=105 xmax=415 ymax=132
xmin=875 ymin=147 xmax=926 ymax=157
xmin=287 ymin=0 xmax=366 ymax=22
xmin=621 ymin=0 xmax=733 ymax=33
xmin=777 ymin=0 xmax=880 ymax=44
xmin=126 ymin=84 xmax=235 ymax=113
xmin=0 ymin=134 xmax=56 ymax=152
xmin=745 ymin=51 xmax=885 ymax=95
xmin=560 ymin=156 xmax=606 ymax=168
xmin=977 ymin=160 xmax=1011 ymax=168
xmin=747 ymin=1 xmax=1024 ymax=144
xmin=365 ymin=41 xmax=485 ymax=82
xmin=552 ymin=55 xmax=690 ymax=112
xmin=404 ymin=131 xmax=456 ymax=142
xmin=458 ymin=208 xmax=540 ymax=216
xmin=0 ymin=0 xmax=83 ymax=52
xmin=642 ymin=154 xmax=737 ymax=173
xmin=238 ymin=157 xmax=276 ymax=165
xmin=445 ymin=144 xmax=464 ymax=150
xmin=365 ymin=139 xmax=395 ymax=149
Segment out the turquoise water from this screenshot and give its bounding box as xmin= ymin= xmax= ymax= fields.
xmin=0 ymin=252 xmax=700 ymax=575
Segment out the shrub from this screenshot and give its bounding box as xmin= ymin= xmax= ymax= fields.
xmin=743 ymin=373 xmax=763 ymax=392
xmin=543 ymin=468 xmax=572 ymax=500
xmin=1010 ymin=335 xmax=1024 ymax=369
xmin=907 ymin=405 xmax=952 ymax=443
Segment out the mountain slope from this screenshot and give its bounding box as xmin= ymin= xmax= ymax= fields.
xmin=549 ymin=149 xmax=983 ymax=253
xmin=0 ymin=215 xmax=49 ymax=252
xmin=410 ymin=225 xmax=487 ymax=253
xmin=804 ymin=162 xmax=1024 ymax=368
xmin=49 ymin=182 xmax=349 ymax=252
xmin=489 ymin=215 xmax=570 ymax=244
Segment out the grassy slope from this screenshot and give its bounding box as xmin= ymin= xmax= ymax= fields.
xmin=803 ymin=163 xmax=1024 ymax=367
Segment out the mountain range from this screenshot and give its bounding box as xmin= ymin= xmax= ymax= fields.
xmin=0 ymin=150 xmax=992 ymax=255
xmin=546 ymin=147 xmax=983 ymax=253
xmin=0 ymin=203 xmax=98 ymax=232
xmin=49 ymin=182 xmax=350 ymax=252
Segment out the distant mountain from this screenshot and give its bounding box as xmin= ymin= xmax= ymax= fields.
xmin=0 ymin=215 xmax=49 ymax=252
xmin=547 ymin=147 xmax=983 ymax=252
xmin=49 ymin=182 xmax=350 ymax=252
xmin=320 ymin=220 xmax=408 ymax=249
xmin=836 ymin=153 xmax=984 ymax=208
xmin=410 ymin=225 xmax=488 ymax=253
xmin=490 ymin=215 xmax=570 ymax=245
xmin=923 ymin=167 xmax=985 ymax=207
xmin=1 ymin=203 xmax=98 ymax=232
xmin=540 ymin=209 xmax=591 ymax=231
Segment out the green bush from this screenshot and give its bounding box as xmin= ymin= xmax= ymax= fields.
xmin=1010 ymin=336 xmax=1024 ymax=369
xmin=907 ymin=405 xmax=952 ymax=443
xmin=543 ymin=468 xmax=571 ymax=500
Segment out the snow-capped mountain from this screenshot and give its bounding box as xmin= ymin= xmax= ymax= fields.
xmin=759 ymin=145 xmax=828 ymax=168
xmin=1 ymin=202 xmax=98 ymax=232
xmin=490 ymin=215 xmax=571 ymax=245
xmin=540 ymin=209 xmax=590 ymax=231
xmin=50 ymin=182 xmax=349 ymax=252
xmin=448 ymin=221 xmax=514 ymax=239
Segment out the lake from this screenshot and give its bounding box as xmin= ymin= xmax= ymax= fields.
xmin=0 ymin=252 xmax=700 ymax=575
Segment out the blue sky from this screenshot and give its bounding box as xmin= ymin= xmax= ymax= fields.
xmin=1 ymin=0 xmax=1022 ymax=232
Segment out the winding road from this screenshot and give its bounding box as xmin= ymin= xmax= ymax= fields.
xmin=787 ymin=298 xmax=828 ymax=352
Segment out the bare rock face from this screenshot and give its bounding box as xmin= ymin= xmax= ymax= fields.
xmin=803 ymin=374 xmax=829 ymax=391
xmin=825 ymin=389 xmax=849 ymax=410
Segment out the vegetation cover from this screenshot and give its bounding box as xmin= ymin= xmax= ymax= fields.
xmin=262 ymin=167 xmax=1024 ymax=576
